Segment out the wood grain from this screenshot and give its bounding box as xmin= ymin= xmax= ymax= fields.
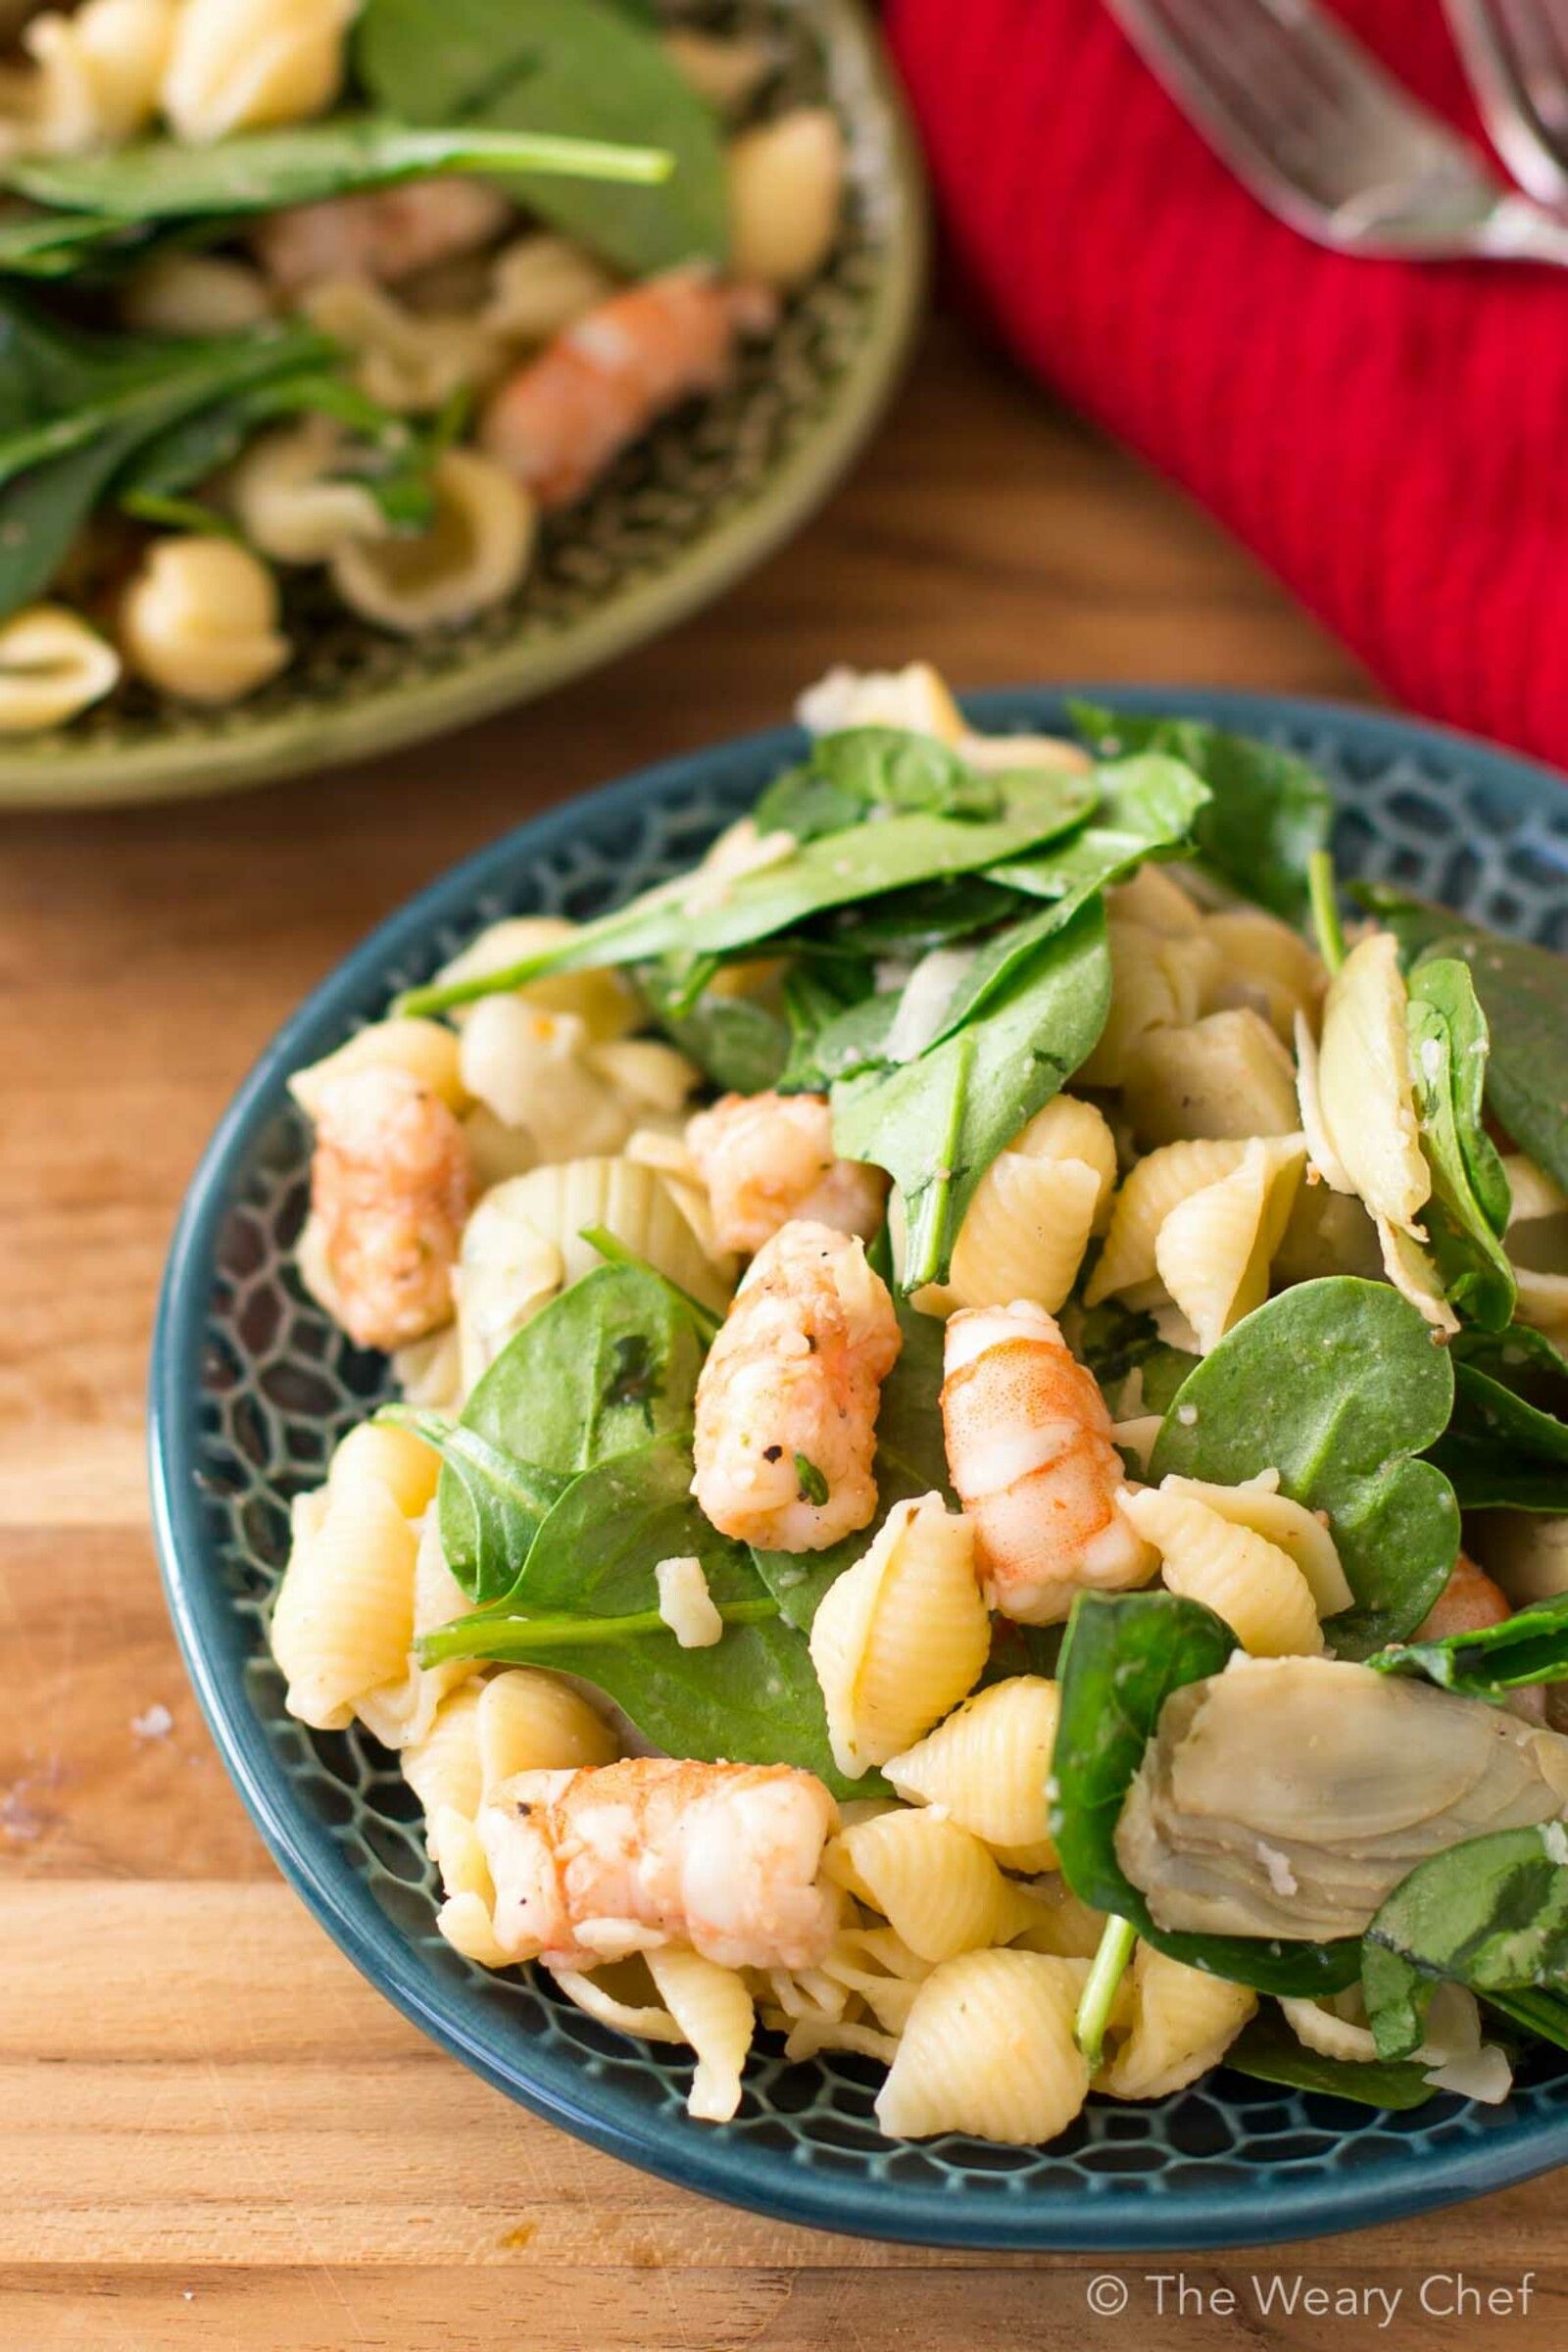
xmin=10 ymin=315 xmax=1551 ymax=2351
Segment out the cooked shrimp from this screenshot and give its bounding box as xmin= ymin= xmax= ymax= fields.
xmin=942 ymin=1301 xmax=1154 ymax=1624
xmin=253 ymin=176 xmax=512 ymax=294
xmin=686 ymin=1090 xmax=888 ymax=1256
xmin=481 ymin=263 xmax=775 ymax=510
xmin=310 ymin=1063 xmax=472 ymax=1350
xmin=1414 ymin=1553 xmax=1544 ymax=1722
xmin=479 ymin=1756 xmax=840 ymax=1971
xmin=693 ymin=1218 xmax=901 ymax=1552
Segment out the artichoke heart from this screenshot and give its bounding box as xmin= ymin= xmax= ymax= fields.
xmin=1116 ymin=1654 xmax=1568 ymax=1941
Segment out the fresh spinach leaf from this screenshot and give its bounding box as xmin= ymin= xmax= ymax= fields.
xmin=751 ymin=1275 xmax=951 ymax=1632
xmin=0 ymin=207 xmax=152 ymax=276
xmin=632 ymin=955 xmax=788 ymax=1095
xmin=1364 ymin=1827 xmax=1568 ymax=2059
xmin=754 ymin=727 xmax=1004 ymax=841
xmin=1150 ymin=1277 xmax=1460 ymax=1655
xmin=848 ymin=753 xmax=1209 ymax=1073
xmin=5 ymin=118 xmax=667 ymax=220
xmin=1370 ymin=1588 xmax=1568 ymax=1699
xmin=358 ymin=0 xmax=726 ymax=275
xmin=1357 ymin=887 xmax=1568 ymax=1196
xmin=1223 ymin=2012 xmax=1436 ymax=2109
xmin=832 ymin=899 xmax=1111 ymax=1292
xmin=376 ymin=1404 xmax=568 ymax=1603
xmin=782 ymin=973 xmax=896 ymax=1093
xmin=420 ymin=1430 xmax=860 ymax=1794
xmin=398 ymin=772 xmax=1102 ymax=1017
xmin=1406 ymin=958 xmax=1515 ymax=1331
xmin=0 ymin=306 xmax=330 ymax=617
xmin=813 ymin=874 xmax=1021 ymax=960
xmin=1050 ymin=1591 xmax=1361 ymax=1994
xmin=1072 ymin=1298 xmax=1197 ymax=1418
xmin=1433 ymin=1324 xmax=1568 ymax=1511
xmin=1069 ymin=702 xmax=1331 ymax=922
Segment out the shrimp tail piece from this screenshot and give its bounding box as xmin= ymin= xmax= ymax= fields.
xmin=686 ymin=1090 xmax=888 ymax=1256
xmin=692 ymin=1218 xmax=901 ymax=1552
xmin=254 ymin=176 xmax=512 ymax=294
xmin=309 ymin=1063 xmax=472 ymax=1350
xmin=480 ymin=264 xmax=776 ymax=511
xmin=479 ymin=1757 xmax=840 ymax=1971
xmin=941 ymin=1301 xmax=1155 ymax=1624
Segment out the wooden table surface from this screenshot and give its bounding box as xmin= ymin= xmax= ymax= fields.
xmin=4 ymin=314 xmax=1561 ymax=2352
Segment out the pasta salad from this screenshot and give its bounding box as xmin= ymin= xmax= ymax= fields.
xmin=0 ymin=0 xmax=846 ymax=731
xmin=271 ymin=663 xmax=1568 ymax=2144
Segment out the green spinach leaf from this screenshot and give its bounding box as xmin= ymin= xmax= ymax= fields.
xmin=632 ymin=955 xmax=789 ymax=1095
xmin=812 ymin=874 xmax=1020 ymax=960
xmin=5 ymin=118 xmax=667 ymax=220
xmin=1050 ymin=1591 xmax=1360 ymax=1994
xmin=376 ymin=1404 xmax=568 ymax=1603
xmin=1069 ymin=703 xmax=1332 ymax=922
xmin=1071 ymin=1298 xmax=1197 ymax=1418
xmin=358 ymin=0 xmax=725 ymax=275
xmin=1370 ymin=1588 xmax=1568 ymax=1699
xmin=1150 ymin=1277 xmax=1460 ymax=1655
xmin=1223 ymin=2012 xmax=1436 ymax=2109
xmin=420 ymin=1430 xmax=860 ymax=1794
xmin=755 ymin=727 xmax=1004 ymax=841
xmin=1433 ymin=1324 xmax=1568 ymax=1511
xmin=1364 ymin=1827 xmax=1568 ymax=2059
xmin=397 ymin=772 xmax=1102 ymax=1017
xmin=1406 ymin=957 xmax=1515 ymax=1331
xmin=0 ymin=306 xmax=330 ymax=617
xmin=1357 ymin=888 xmax=1568 ymax=1196
xmin=832 ymin=899 xmax=1112 ymax=1292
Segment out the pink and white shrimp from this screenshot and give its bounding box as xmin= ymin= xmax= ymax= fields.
xmin=479 ymin=1757 xmax=840 ymax=1971
xmin=686 ymin=1090 xmax=888 ymax=1257
xmin=480 ymin=263 xmax=774 ymax=510
xmin=309 ymin=1063 xmax=472 ymax=1350
xmin=942 ymin=1301 xmax=1154 ymax=1624
xmin=253 ymin=176 xmax=512 ymax=294
xmin=693 ymin=1218 xmax=901 ymax=1552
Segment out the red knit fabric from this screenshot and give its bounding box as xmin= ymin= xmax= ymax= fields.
xmin=886 ymin=0 xmax=1568 ymax=766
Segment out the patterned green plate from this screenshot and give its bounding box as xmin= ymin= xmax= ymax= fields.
xmin=0 ymin=0 xmax=924 ymax=810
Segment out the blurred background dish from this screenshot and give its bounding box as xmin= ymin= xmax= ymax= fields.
xmin=0 ymin=0 xmax=924 ymax=808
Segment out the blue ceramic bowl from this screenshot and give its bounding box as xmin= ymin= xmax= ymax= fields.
xmin=150 ymin=689 xmax=1568 ymax=2250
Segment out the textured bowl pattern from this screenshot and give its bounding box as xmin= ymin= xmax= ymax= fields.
xmin=152 ymin=691 xmax=1568 ymax=2248
xmin=0 ymin=0 xmax=923 ymax=808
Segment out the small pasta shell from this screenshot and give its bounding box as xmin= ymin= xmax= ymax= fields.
xmin=1159 ymin=1473 xmax=1352 ymax=1617
xmin=485 ymin=1157 xmax=733 ymax=1313
xmin=1096 ymin=1946 xmax=1256 ymax=2100
xmin=1153 ymin=1135 xmax=1304 ymax=1352
xmin=646 ymin=1948 xmax=757 ymax=2122
xmin=477 ymin=1668 xmax=617 ymax=1790
xmin=1120 ymin=1486 xmax=1323 ymax=1657
xmin=885 ymin=1675 xmax=1059 ymax=1862
xmin=808 ymin=1495 xmax=991 ymax=1779
xmin=270 ymin=1471 xmax=417 ymax=1728
xmin=431 ymin=916 xmax=641 ymax=1041
xmin=290 ymin=1016 xmax=467 ymax=1122
xmin=1084 ymin=1139 xmax=1250 ymax=1305
xmin=933 ymin=1150 xmax=1103 ymax=1317
xmin=0 ymin=604 xmax=120 ymax=733
xmin=836 ymin=1809 xmax=1007 ymax=1963
xmin=874 ymin=1950 xmax=1091 ymax=2142
xmin=1122 ymin=1008 xmax=1300 ymax=1147
xmin=403 ymin=1682 xmax=485 ymax=1830
xmin=328 ymin=1419 xmax=440 ymax=1519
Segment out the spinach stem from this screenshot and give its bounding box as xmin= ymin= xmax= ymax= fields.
xmin=417 ymin=1593 xmax=780 ymax=1668
xmin=904 ymin=1030 xmax=973 ymax=1293
xmin=1075 ymin=1914 xmax=1138 ymax=2068
xmin=1307 ymin=849 xmax=1346 ymax=975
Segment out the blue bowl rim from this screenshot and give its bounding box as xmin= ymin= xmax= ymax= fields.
xmin=149 ymin=684 xmax=1568 ymax=2252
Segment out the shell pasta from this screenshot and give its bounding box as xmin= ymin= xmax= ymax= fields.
xmin=268 ymin=667 xmax=1568 ymax=2152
